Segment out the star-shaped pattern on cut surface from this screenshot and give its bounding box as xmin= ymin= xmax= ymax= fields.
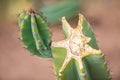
xmin=52 ymin=14 xmax=101 ymax=76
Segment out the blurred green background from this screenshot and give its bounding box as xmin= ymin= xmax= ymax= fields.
xmin=0 ymin=0 xmax=120 ymax=80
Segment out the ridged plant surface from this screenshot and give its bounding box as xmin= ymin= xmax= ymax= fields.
xmin=18 ymin=10 xmax=52 ymax=58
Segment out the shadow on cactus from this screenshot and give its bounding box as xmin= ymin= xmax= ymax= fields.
xmin=17 ymin=9 xmax=111 ymax=80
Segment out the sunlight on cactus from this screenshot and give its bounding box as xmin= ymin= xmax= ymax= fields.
xmin=17 ymin=9 xmax=111 ymax=80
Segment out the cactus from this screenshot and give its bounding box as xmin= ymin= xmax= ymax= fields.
xmin=18 ymin=10 xmax=111 ymax=80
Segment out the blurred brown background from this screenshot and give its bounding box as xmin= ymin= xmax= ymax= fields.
xmin=0 ymin=0 xmax=120 ymax=80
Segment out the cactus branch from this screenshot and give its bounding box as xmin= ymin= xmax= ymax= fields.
xmin=18 ymin=10 xmax=52 ymax=58
xmin=52 ymin=14 xmax=102 ymax=80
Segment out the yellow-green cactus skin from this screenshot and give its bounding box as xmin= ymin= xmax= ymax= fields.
xmin=18 ymin=10 xmax=111 ymax=80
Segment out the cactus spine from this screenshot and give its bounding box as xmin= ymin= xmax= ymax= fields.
xmin=18 ymin=10 xmax=111 ymax=80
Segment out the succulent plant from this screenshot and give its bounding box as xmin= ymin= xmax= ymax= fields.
xmin=18 ymin=10 xmax=111 ymax=80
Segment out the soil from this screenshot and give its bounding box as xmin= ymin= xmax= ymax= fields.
xmin=0 ymin=0 xmax=120 ymax=80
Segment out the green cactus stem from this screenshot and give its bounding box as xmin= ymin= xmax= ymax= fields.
xmin=18 ymin=10 xmax=111 ymax=80
xmin=18 ymin=9 xmax=52 ymax=58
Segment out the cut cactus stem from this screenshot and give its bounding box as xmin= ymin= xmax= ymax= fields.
xmin=18 ymin=10 xmax=111 ymax=80
xmin=52 ymin=14 xmax=111 ymax=80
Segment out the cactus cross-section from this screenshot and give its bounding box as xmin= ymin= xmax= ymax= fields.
xmin=18 ymin=10 xmax=111 ymax=80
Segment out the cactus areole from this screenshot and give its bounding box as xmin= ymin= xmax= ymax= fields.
xmin=18 ymin=10 xmax=111 ymax=80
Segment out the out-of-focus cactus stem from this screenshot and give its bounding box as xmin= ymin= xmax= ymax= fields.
xmin=40 ymin=0 xmax=80 ymax=24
